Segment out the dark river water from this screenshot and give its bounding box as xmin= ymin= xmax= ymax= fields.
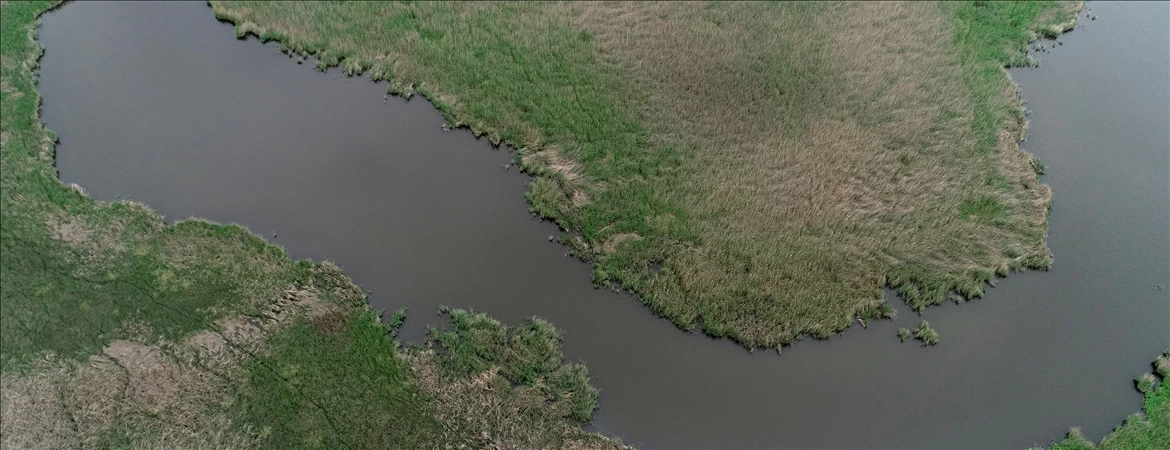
xmin=38 ymin=1 xmax=1168 ymax=448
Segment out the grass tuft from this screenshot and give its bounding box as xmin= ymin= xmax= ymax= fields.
xmin=913 ymin=320 xmax=940 ymax=346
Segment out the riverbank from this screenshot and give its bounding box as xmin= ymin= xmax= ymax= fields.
xmin=0 ymin=2 xmax=621 ymax=448
xmin=1049 ymin=351 xmax=1169 ymax=449
xmin=210 ymin=1 xmax=1081 ymax=349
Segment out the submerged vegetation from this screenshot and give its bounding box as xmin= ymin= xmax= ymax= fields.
xmin=1046 ymin=351 xmax=1170 ymax=450
xmin=210 ymin=1 xmax=1081 ymax=348
xmin=0 ymin=2 xmax=621 ymax=448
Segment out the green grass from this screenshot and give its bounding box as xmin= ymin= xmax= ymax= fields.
xmin=897 ymin=327 xmax=912 ymax=343
xmin=233 ymin=311 xmax=440 ymax=449
xmin=913 ymin=320 xmax=940 ymax=346
xmin=959 ymin=195 xmax=1011 ymax=225
xmin=1047 ymin=352 xmax=1170 ymax=450
xmin=430 ymin=307 xmax=598 ymax=423
xmin=0 ymin=2 xmax=620 ymax=448
xmin=951 ymin=1 xmax=1078 ymax=154
xmin=210 ymin=1 xmax=1081 ymax=349
xmin=233 ymin=307 xmax=614 ymax=449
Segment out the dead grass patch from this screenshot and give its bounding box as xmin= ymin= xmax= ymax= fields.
xmin=100 ymin=340 xmax=217 ymax=419
xmin=1 ymin=342 xmax=255 ymax=450
xmin=48 ymin=215 xmax=126 ymax=257
xmin=43 ymin=213 xmax=138 ymax=280
xmin=0 ymin=75 xmax=18 ymax=99
xmin=0 ymin=55 xmax=17 ymax=72
xmin=49 ymin=216 xmax=93 ymax=244
xmin=522 ymin=146 xmax=585 ymax=182
xmin=0 ymin=359 xmax=77 ymax=450
xmin=307 ymin=306 xmax=350 ymax=335
xmin=599 ymin=232 xmax=641 ymax=254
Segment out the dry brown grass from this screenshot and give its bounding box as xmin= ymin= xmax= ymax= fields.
xmin=403 ymin=351 xmax=629 ymax=450
xmin=0 ymin=342 xmax=256 ymax=449
xmin=0 ymin=358 xmax=77 ymax=450
xmin=559 ymin=1 xmax=1054 ymax=342
xmin=48 ymin=216 xmax=94 ymax=244
xmin=46 ymin=213 xmax=134 ymax=276
xmin=600 ymin=232 xmax=641 ymax=255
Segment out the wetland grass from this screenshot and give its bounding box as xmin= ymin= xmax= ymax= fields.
xmin=209 ymin=1 xmax=1081 ymax=348
xmin=913 ymin=320 xmax=940 ymax=346
xmin=0 ymin=2 xmax=621 ymax=448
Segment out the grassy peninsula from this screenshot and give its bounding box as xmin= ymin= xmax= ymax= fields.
xmin=210 ymin=1 xmax=1081 ymax=348
xmin=6 ymin=1 xmax=1131 ymax=449
xmin=0 ymin=2 xmax=622 ymax=448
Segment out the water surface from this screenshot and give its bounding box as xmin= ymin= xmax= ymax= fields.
xmin=39 ymin=1 xmax=1168 ymax=448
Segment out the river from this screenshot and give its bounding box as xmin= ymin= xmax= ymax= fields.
xmin=38 ymin=1 xmax=1168 ymax=448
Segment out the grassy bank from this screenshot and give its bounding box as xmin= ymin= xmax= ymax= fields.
xmin=0 ymin=2 xmax=621 ymax=448
xmin=1045 ymin=351 xmax=1170 ymax=450
xmin=210 ymin=1 xmax=1081 ymax=349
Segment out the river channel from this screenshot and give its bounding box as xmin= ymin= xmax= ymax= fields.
xmin=38 ymin=1 xmax=1168 ymax=448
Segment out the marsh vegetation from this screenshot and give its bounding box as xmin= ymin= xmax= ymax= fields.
xmin=913 ymin=321 xmax=940 ymax=346
xmin=211 ymin=1 xmax=1080 ymax=348
xmin=0 ymin=2 xmax=622 ymax=448
xmin=5 ymin=0 xmax=1166 ymax=449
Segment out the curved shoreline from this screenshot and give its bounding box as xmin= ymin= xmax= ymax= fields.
xmin=0 ymin=2 xmax=624 ymax=448
xmin=208 ymin=1 xmax=1083 ymax=350
xmin=9 ymin=1 xmax=1170 ymax=446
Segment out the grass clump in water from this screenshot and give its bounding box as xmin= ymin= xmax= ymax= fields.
xmin=914 ymin=321 xmax=940 ymax=346
xmin=897 ymin=327 xmax=912 ymax=343
xmin=208 ymin=1 xmax=1081 ymax=349
xmin=0 ymin=2 xmax=623 ymax=448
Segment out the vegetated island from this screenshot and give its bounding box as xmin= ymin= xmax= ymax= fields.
xmin=210 ymin=0 xmax=1081 ymax=349
xmin=0 ymin=2 xmax=623 ymax=448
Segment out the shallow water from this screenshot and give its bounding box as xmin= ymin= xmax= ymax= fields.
xmin=38 ymin=1 xmax=1168 ymax=448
